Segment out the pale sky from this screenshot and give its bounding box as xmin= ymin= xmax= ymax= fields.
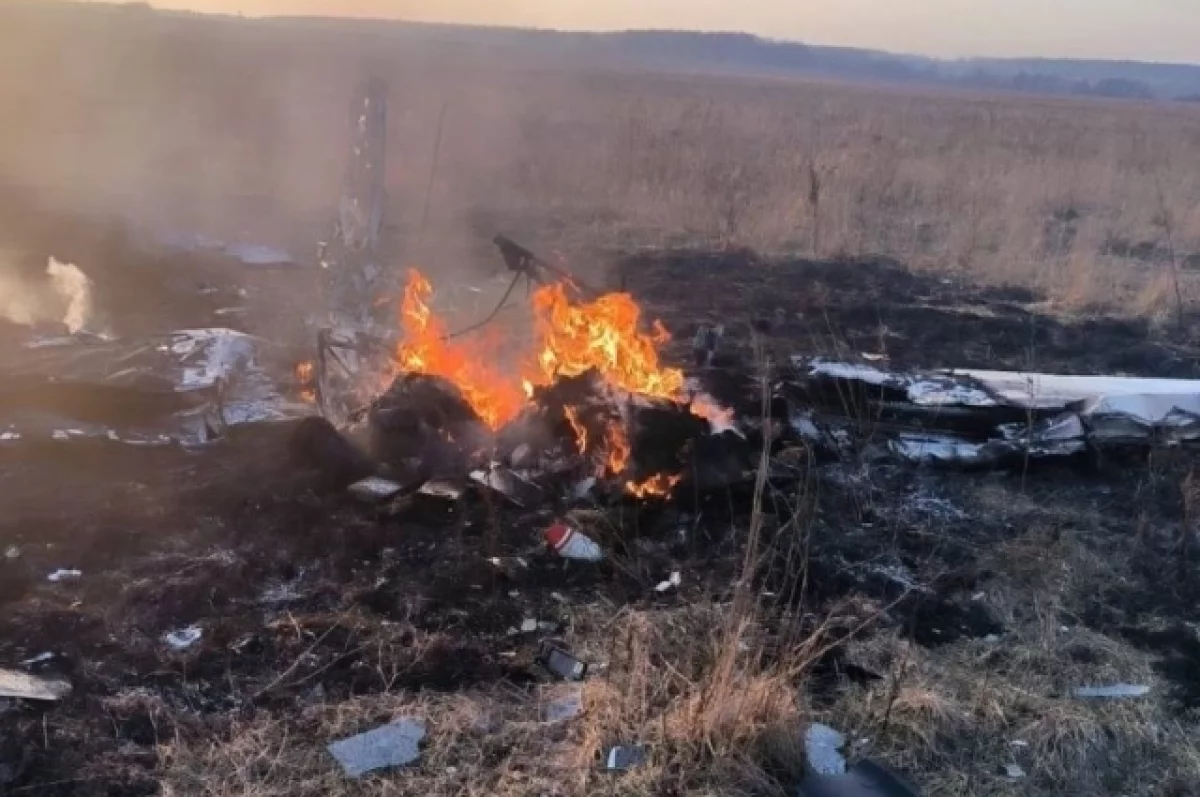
xmin=82 ymin=0 xmax=1200 ymax=63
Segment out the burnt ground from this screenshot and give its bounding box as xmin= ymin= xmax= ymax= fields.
xmin=2 ymin=246 xmax=1200 ymax=796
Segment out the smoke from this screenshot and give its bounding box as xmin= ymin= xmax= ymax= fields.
xmin=0 ymin=255 xmax=96 ymax=334
xmin=46 ymin=257 xmax=94 ymax=334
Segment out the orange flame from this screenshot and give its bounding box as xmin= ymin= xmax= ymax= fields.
xmin=527 ymin=282 xmax=684 ymax=400
xmin=563 ymin=405 xmax=588 ymax=454
xmin=295 ymin=360 xmax=316 ymax=403
xmin=604 ymin=420 xmax=631 ymax=476
xmin=626 ymin=472 xmax=683 ymax=499
xmin=393 ymin=269 xmax=525 ymax=430
xmin=391 ymin=269 xmax=721 ymax=495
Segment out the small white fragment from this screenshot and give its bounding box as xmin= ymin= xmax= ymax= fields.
xmin=804 ymin=723 xmax=847 ymax=776
xmin=1000 ymin=763 xmax=1026 ymax=779
xmin=164 ymin=626 xmax=203 ymax=650
xmin=654 ymin=571 xmax=683 ymax=593
xmin=520 ymin=619 xmax=538 ymax=633
xmin=1010 ymin=740 xmax=1029 ymax=748
xmin=20 ymin=652 xmax=55 ymax=666
xmin=47 ymin=569 xmax=82 ymax=583
xmin=417 ymin=480 xmax=463 ymax=500
xmin=3 ymin=546 xmax=19 ymax=560
xmin=348 ymin=477 xmax=405 ymax=503
xmin=1074 ymin=684 xmax=1150 ymax=699
xmin=971 ymin=591 xmax=986 ymax=602
xmin=983 ymin=634 xmax=1001 ymax=644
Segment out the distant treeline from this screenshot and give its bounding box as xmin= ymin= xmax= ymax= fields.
xmin=11 ymin=2 xmax=1200 ymax=102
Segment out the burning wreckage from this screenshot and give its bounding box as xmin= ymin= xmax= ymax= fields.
xmin=4 ymin=79 xmax=1200 ymax=516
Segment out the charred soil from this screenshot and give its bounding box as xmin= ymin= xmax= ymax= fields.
xmin=1 ymin=249 xmax=1199 ymax=796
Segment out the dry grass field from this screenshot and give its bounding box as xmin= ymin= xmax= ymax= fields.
xmin=2 ymin=7 xmax=1200 ymax=797
xmin=4 ymin=8 xmax=1200 ymax=314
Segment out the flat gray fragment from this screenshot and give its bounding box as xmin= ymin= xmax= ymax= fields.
xmin=1074 ymin=684 xmax=1150 ymax=698
xmin=328 ymin=718 xmax=426 ymax=778
xmin=542 ymin=685 xmax=584 ymax=722
xmin=605 ymin=744 xmax=647 ymax=771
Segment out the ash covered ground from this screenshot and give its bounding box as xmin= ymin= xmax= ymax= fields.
xmin=1 ymin=227 xmax=1199 ymax=796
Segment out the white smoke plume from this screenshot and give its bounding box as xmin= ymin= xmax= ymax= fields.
xmin=0 ymin=255 xmax=96 ymax=334
xmin=46 ymin=257 xmax=94 ymax=334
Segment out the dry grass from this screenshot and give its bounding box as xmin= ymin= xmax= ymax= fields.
xmin=158 ymin=603 xmax=812 ymax=797
xmin=820 ymin=524 xmax=1200 ymax=797
xmin=3 ymin=12 xmax=1200 ymax=314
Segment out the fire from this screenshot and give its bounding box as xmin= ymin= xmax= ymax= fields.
xmin=626 ymin=472 xmax=683 ymax=499
xmin=391 ymin=268 xmax=718 ymax=496
xmin=527 ymin=282 xmax=684 ymax=401
xmin=563 ymin=406 xmax=588 ymax=454
xmin=393 ymin=269 xmax=525 ymax=430
xmin=295 ymin=360 xmax=316 ymax=403
xmin=604 ymin=420 xmax=631 ymax=476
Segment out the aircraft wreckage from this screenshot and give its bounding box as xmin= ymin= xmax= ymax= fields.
xmin=2 ymin=79 xmax=1198 ymax=504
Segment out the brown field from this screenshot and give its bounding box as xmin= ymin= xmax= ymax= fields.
xmin=4 ymin=9 xmax=1200 ymax=313
xmin=2 ymin=7 xmax=1200 ymax=797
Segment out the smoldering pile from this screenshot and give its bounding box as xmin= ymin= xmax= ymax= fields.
xmin=290 ymin=367 xmax=762 ymax=511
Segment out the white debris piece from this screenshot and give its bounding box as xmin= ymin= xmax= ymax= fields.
xmin=805 ymin=723 xmax=847 ymax=776
xmin=347 ymin=477 xmax=405 ymax=503
xmin=47 ymin=569 xmax=82 ymax=583
xmin=951 ymin=369 xmax=1200 ymax=411
xmin=0 ymin=667 xmax=71 ymax=701
xmin=327 ymin=718 xmax=426 ymax=778
xmin=806 ymin=358 xmax=896 ymax=387
xmin=905 ymin=377 xmax=998 ymax=407
xmin=417 ymin=480 xmax=464 ymax=500
xmin=1074 ymin=684 xmax=1150 ymax=699
xmin=1000 ymin=763 xmax=1026 ymax=779
xmin=654 ymin=572 xmax=682 ymax=593
xmin=545 ymin=522 xmax=604 ymax=562
xmin=164 ymin=626 xmax=203 ymax=651
xmin=889 ymin=434 xmax=986 ymax=464
xmin=520 ymin=619 xmax=539 ymax=633
xmin=20 ymin=652 xmax=55 ymax=666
